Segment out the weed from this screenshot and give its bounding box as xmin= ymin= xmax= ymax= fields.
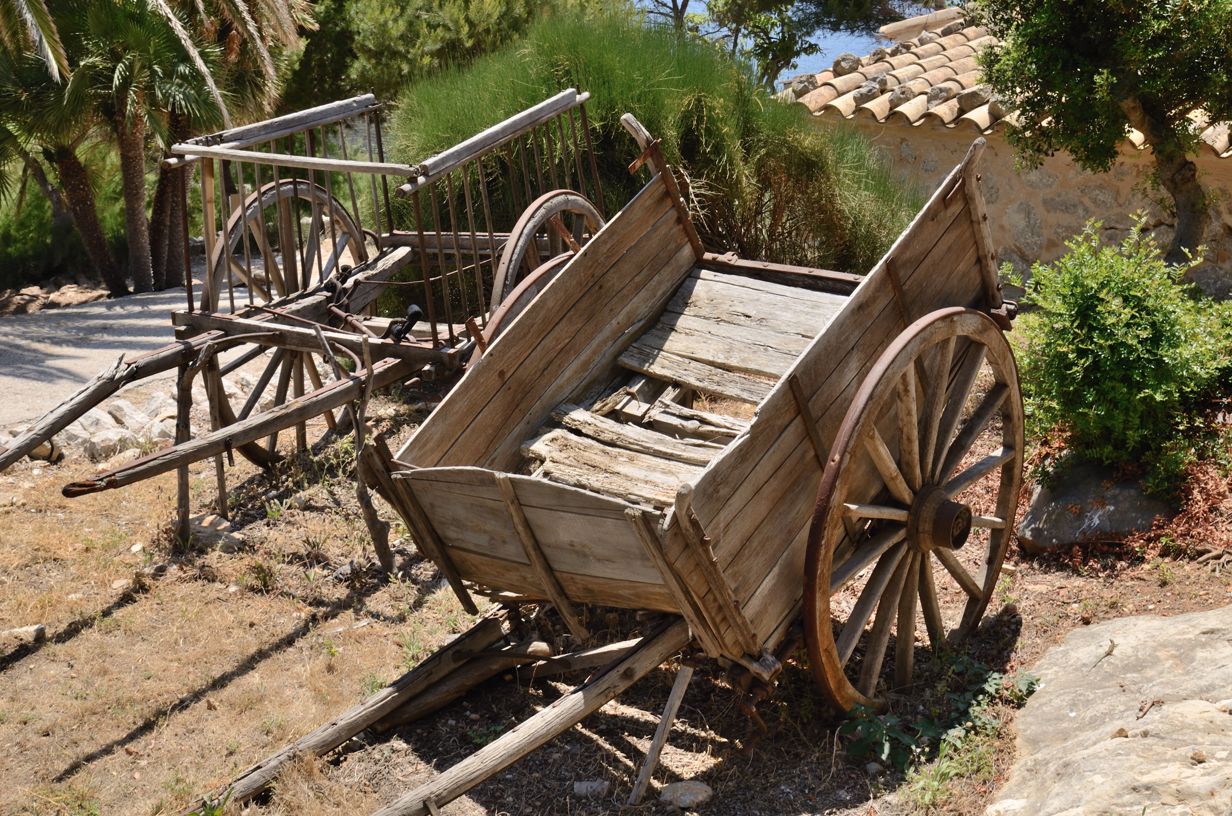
xmin=360 ymin=673 xmax=385 ymax=698
xmin=264 ymin=498 xmax=288 ymax=522
xmin=243 ymin=560 xmax=277 ymax=594
xmin=322 ymin=639 xmax=340 ymax=659
xmin=261 ymin=715 xmax=286 ymax=737
xmin=1152 ymin=558 xmax=1177 ymax=587
xmin=185 ymin=789 xmax=231 ymax=816
xmin=399 ymin=628 xmax=427 ymax=667
xmin=466 ymin=723 xmax=506 ymax=746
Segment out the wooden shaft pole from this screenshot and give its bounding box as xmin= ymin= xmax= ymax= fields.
xmin=369 ymin=619 xmax=690 ymax=816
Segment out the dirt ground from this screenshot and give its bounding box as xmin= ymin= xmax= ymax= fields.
xmin=2 ymin=398 xmax=1231 ymax=816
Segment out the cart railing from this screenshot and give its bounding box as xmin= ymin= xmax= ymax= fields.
xmin=168 ymin=89 xmax=605 ymax=348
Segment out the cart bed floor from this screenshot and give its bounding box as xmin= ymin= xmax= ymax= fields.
xmin=520 ymin=266 xmax=849 ymax=509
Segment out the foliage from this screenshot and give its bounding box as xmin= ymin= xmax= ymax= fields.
xmin=285 ymin=0 xmax=580 ymax=107
xmin=840 ymin=652 xmax=1037 ymax=784
xmin=707 ymin=0 xmax=820 ymax=87
xmin=1016 ymin=217 xmax=1232 ymax=481
xmin=972 ymin=0 xmax=1232 ymax=262
xmin=393 ymin=11 xmax=920 ymax=275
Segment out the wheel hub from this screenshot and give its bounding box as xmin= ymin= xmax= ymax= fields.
xmin=908 ymin=485 xmax=972 ymax=551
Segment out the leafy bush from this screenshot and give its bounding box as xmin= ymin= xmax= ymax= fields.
xmin=392 ymin=11 xmax=921 ymax=274
xmin=1018 ymin=217 xmax=1232 ymax=476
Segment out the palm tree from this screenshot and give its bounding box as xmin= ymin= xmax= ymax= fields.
xmin=0 ymin=0 xmax=69 ymax=80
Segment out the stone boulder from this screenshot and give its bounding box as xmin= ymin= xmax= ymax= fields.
xmin=986 ymin=605 xmax=1232 ymax=816
xmin=1017 ymin=462 xmax=1172 ymax=553
xmin=832 ymin=53 xmax=861 ymax=76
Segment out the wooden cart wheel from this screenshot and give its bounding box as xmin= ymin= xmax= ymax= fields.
xmin=206 ymin=178 xmax=369 ymax=312
xmin=804 ymin=307 xmax=1024 ymax=711
xmin=484 ymin=252 xmax=573 ymax=342
xmin=491 ymin=190 xmax=603 ymax=307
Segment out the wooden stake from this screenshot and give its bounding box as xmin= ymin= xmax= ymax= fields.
xmin=496 ymin=475 xmax=588 ymax=643
xmin=628 ymin=663 xmax=694 ymax=805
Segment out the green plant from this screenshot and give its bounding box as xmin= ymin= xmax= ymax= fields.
xmin=393 ymin=11 xmax=919 ymax=276
xmin=185 ymin=789 xmax=231 ymax=816
xmin=1018 ymin=217 xmax=1232 ymax=486
xmin=360 ymin=672 xmax=385 ymax=698
xmin=242 ymin=559 xmax=276 ymax=593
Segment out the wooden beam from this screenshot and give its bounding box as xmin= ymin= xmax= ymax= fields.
xmin=370 ymin=619 xmax=691 ymax=816
xmin=960 ymin=138 xmax=1004 ymax=310
xmin=184 ymin=613 xmax=506 ymax=814
xmin=170 ymin=143 xmax=415 ymax=177
xmin=701 ymin=252 xmax=862 ymax=296
xmin=788 ymin=374 xmax=828 ymax=470
xmin=496 ymin=475 xmax=589 ymax=642
xmin=172 ymin=311 xmax=456 ymax=367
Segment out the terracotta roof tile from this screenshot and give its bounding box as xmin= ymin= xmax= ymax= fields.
xmin=793 ymin=11 xmax=1230 ymax=158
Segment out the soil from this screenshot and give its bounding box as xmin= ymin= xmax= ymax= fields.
xmin=2 ymin=401 xmax=1230 ymax=816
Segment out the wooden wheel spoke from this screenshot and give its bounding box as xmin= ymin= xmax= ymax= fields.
xmin=864 ymin=426 xmax=914 ymax=505
xmin=843 ymin=503 xmax=910 ymax=523
xmin=238 ymin=349 xmax=285 ymax=421
xmin=944 ymin=446 xmax=1014 ymax=496
xmin=920 ymin=335 xmax=955 ymax=475
xmin=857 ymin=552 xmax=912 ymax=698
xmin=896 ymin=370 xmax=922 ymax=491
xmin=929 ymin=342 xmax=988 ymax=481
xmin=937 ymin=383 xmax=1009 ymax=483
xmin=836 ymin=542 xmax=907 ymax=666
xmin=934 ymin=546 xmax=983 ymax=599
xmin=547 ymin=213 xmax=581 ymax=252
xmin=830 ymin=526 xmax=907 ymax=591
xmin=301 ymin=354 xmax=337 ymax=431
xmin=972 ymin=515 xmax=1007 ymax=529
xmin=894 ymin=552 xmax=921 ymax=689
xmin=265 ymin=355 xmax=294 ymax=453
xmin=918 ymin=556 xmax=945 ymax=647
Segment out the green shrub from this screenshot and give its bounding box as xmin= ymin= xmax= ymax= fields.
xmin=1018 ymin=217 xmax=1232 ymax=475
xmin=392 ymin=11 xmax=920 ymax=274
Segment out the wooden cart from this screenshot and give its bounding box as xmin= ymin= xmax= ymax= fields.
xmin=0 ymin=91 xmax=609 ymax=553
xmin=190 ymin=125 xmax=1023 ymax=814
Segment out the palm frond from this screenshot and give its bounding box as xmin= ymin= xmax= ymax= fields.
xmin=145 ymin=0 xmax=231 ymax=126
xmin=3 ymin=0 xmax=70 ymax=82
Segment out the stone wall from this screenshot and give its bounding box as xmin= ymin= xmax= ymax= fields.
xmin=821 ymin=119 xmax=1232 ymax=297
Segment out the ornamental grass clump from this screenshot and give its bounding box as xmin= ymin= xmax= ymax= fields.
xmin=1019 ymin=217 xmax=1232 ymax=484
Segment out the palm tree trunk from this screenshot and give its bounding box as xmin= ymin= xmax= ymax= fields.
xmin=164 ymin=165 xmax=187 ymax=289
xmin=1121 ymin=96 xmax=1209 ymax=268
xmin=51 ymin=146 xmax=128 ymax=296
xmin=149 ymin=160 xmax=172 ymax=290
xmin=116 ymin=112 xmax=154 ymax=293
xmin=18 ymin=146 xmax=71 ymax=230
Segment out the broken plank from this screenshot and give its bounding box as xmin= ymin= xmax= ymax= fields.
xmin=550 ymin=403 xmax=723 ymax=466
xmin=521 ymin=429 xmax=701 ymax=508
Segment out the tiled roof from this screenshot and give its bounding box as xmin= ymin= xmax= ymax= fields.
xmin=792 ymin=10 xmax=1232 ymax=159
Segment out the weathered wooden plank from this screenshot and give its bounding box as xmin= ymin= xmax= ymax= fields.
xmin=398 ymin=176 xmax=677 ymax=467
xmin=699 ymin=252 xmax=862 ymax=295
xmin=406 ymin=468 xmax=665 ymax=585
xmin=447 ymin=548 xmax=678 ymax=612
xmin=522 ymin=430 xmax=701 ymax=508
xmin=484 ymin=235 xmax=698 ymax=469
xmin=665 ymin=273 xmax=846 ymax=340
xmin=497 ymin=475 xmax=589 ymax=641
xmin=550 ymin=404 xmax=723 ymax=466
xmin=619 ymin=344 xmax=774 ymax=405
xmin=635 ymin=322 xmax=801 ymax=379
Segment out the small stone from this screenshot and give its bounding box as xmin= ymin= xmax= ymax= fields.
xmin=1214 ymin=699 xmax=1232 ymax=713
xmin=100 ymin=448 xmax=143 ymax=471
xmin=784 ymin=72 xmax=820 ymax=97
xmin=958 ymin=84 xmax=993 ymax=112
xmin=659 ymin=780 xmax=713 ymax=809
xmin=1191 ymin=749 xmax=1208 ymax=763
xmin=852 ymin=82 xmax=881 ymax=105
xmin=888 ymin=85 xmax=916 ymax=108
xmin=111 ymin=578 xmax=130 ymax=590
xmin=85 ymin=428 xmax=139 ymax=461
xmin=918 ymin=30 xmax=939 ymax=44
xmin=187 ymin=513 xmax=245 ymax=553
xmin=27 ymin=440 xmax=63 ymax=463
xmin=865 ymin=761 xmax=884 ymax=775
xmin=66 ymin=592 xmax=84 ymax=601
xmin=572 ymin=780 xmax=610 ymax=798
xmin=130 ymin=542 xmax=144 ymax=554
xmin=1111 ymin=727 xmax=1129 ymax=738
xmin=938 ymin=20 xmax=965 ymax=35
xmin=105 ymin=399 xmax=148 ymax=431
xmin=867 ymin=46 xmax=890 ymax=63
xmin=832 ymin=53 xmax=861 ymax=76
xmin=927 ymin=84 xmax=955 ymax=107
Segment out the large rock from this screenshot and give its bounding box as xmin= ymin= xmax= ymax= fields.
xmin=1017 ymin=462 xmax=1173 ymax=553
xmin=986 ymin=605 xmax=1232 ymax=816
xmin=832 ymin=53 xmax=861 ymax=76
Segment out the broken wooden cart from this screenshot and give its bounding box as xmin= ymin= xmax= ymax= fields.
xmin=0 ymin=90 xmax=608 ymax=549
xmin=190 ymin=130 xmax=1023 ymax=814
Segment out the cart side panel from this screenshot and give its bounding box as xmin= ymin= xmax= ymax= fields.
xmin=398 ymin=173 xmax=699 ymax=472
xmin=404 ymin=467 xmax=679 ymax=612
xmin=689 ymin=147 xmax=997 ymax=651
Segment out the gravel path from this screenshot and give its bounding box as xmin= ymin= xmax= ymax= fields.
xmin=0 ymin=288 xmax=191 ymax=427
